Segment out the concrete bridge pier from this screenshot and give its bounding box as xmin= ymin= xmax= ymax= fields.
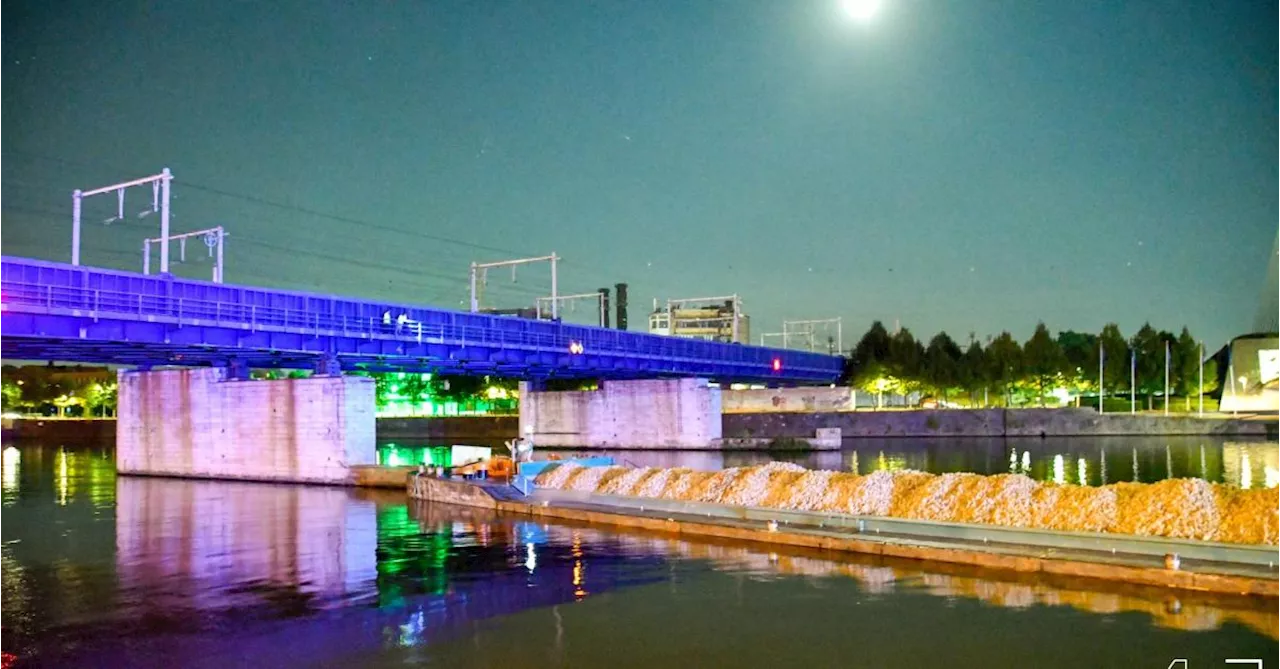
xmin=518 ymin=378 xmax=723 ymax=449
xmin=116 ymin=367 xmax=376 ymax=484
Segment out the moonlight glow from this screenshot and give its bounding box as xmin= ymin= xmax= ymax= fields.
xmin=841 ymin=0 xmax=882 ymax=22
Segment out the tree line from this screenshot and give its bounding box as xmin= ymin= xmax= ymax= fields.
xmin=1 ymin=365 xmax=118 ymax=416
xmin=842 ymin=321 xmax=1217 ymax=408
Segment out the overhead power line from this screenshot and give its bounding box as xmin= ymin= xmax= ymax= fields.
xmin=2 ymin=148 xmax=623 ymax=293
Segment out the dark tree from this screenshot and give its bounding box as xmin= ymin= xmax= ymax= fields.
xmin=985 ymin=331 xmax=1022 ymax=406
xmin=432 ymin=375 xmax=485 ymax=402
xmin=1174 ymin=327 xmax=1201 ymax=408
xmin=852 ymin=321 xmax=892 ymax=364
xmin=887 ymin=327 xmax=924 ymax=389
xmin=374 ymin=375 xmax=394 ymax=408
xmin=1130 ymin=323 xmax=1163 ymax=401
xmin=849 ymin=321 xmax=893 ymax=390
xmin=1023 ymin=322 xmax=1067 ymax=406
xmin=1056 ymin=330 xmax=1099 ymax=387
xmin=923 ymin=332 xmax=963 ymax=403
xmin=400 ymin=373 xmax=432 ymax=407
xmin=959 ymin=340 xmax=988 ymax=405
xmin=1098 ymin=323 xmax=1128 ymax=393
xmin=2 ymin=378 xmax=22 ymax=411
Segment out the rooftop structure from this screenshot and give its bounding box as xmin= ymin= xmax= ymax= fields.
xmin=648 ymin=296 xmax=749 ymax=345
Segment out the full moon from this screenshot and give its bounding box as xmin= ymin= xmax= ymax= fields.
xmin=841 ymin=0 xmax=882 ymax=22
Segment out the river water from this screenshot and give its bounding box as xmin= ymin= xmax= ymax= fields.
xmin=3 ymin=441 xmax=1277 ymax=668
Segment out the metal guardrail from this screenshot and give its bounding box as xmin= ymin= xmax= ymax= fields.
xmin=532 ymin=489 xmax=1279 ymax=568
xmin=0 ymin=259 xmax=844 ymax=379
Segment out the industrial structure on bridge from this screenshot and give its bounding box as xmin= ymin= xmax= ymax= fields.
xmin=647 ymin=295 xmax=750 ymax=345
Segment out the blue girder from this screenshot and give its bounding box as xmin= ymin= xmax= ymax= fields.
xmin=0 ymin=256 xmax=844 ymax=383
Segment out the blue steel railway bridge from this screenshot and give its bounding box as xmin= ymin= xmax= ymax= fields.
xmin=1 ymin=255 xmax=845 ymax=482
xmin=1 ymin=256 xmax=842 ymax=384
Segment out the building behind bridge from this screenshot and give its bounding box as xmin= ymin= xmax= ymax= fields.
xmin=648 ymin=299 xmax=750 ymax=345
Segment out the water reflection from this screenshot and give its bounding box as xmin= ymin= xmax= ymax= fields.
xmin=534 ymin=436 xmax=1278 ymax=488
xmin=1223 ymin=442 xmax=1280 ymax=490
xmin=2 ymin=444 xmax=1276 ymax=668
xmin=115 ymin=477 xmax=381 ymax=612
xmin=2 ymin=445 xmax=20 ymax=506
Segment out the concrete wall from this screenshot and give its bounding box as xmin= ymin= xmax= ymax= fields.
xmin=519 ymin=378 xmax=723 ymax=448
xmin=349 ymin=465 xmax=417 ymax=488
xmin=407 ymin=474 xmax=499 ymax=509
xmin=117 ymin=368 xmax=376 ymax=484
xmin=1 ymin=418 xmax=116 ymax=443
xmin=376 ymin=415 xmax=518 ymax=441
xmin=724 ymin=408 xmax=1273 ymax=439
xmin=722 ymin=387 xmax=855 ymax=414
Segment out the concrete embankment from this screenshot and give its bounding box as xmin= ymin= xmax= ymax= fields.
xmin=7 ymin=407 xmax=1270 ymax=451
xmin=1 ymin=418 xmax=117 ymax=443
xmin=407 ymin=475 xmax=1278 ymax=597
xmin=376 ymin=416 xmax=518 ymax=441
xmin=724 ymin=408 xmax=1275 ymax=440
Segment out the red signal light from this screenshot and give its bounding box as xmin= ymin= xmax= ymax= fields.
xmin=771 ymin=358 xmax=781 ymax=372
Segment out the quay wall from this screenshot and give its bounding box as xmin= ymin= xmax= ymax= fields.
xmin=408 ymin=474 xmax=499 ymax=509
xmin=1 ymin=417 xmax=117 ymax=443
xmin=721 ymin=387 xmax=856 ymax=414
xmin=376 ymin=415 xmax=517 ymax=441
xmin=723 ymin=408 xmax=1272 ymax=440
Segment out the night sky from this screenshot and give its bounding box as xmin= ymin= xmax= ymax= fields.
xmin=3 ymin=1 xmax=1276 ymax=349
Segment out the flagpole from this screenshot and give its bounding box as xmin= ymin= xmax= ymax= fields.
xmin=1164 ymin=340 xmax=1170 ymax=416
xmin=1198 ymin=341 xmax=1204 ymax=416
xmin=1098 ymin=341 xmax=1105 ymax=414
xmin=1130 ymin=350 xmax=1136 ymax=414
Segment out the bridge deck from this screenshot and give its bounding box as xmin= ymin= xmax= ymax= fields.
xmin=1 ymin=256 xmax=844 ymax=383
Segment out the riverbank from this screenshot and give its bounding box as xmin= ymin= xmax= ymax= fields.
xmin=723 ymin=408 xmax=1276 ymax=440
xmin=0 ymin=417 xmax=117 ymax=443
xmin=406 ymin=474 xmax=1277 ymax=597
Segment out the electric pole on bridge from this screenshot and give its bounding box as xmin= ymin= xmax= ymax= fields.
xmin=470 ymin=254 xmax=560 ymax=317
xmin=73 ymin=168 xmax=173 ymax=270
xmin=143 ymin=226 xmax=228 ymax=283
xmin=759 ymin=332 xmax=786 ymax=347
xmin=781 ymin=318 xmax=843 ymax=354
xmin=535 ymin=291 xmax=607 ymax=326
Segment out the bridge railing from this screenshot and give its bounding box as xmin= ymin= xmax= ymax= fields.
xmin=1 ymin=257 xmax=845 ymax=378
